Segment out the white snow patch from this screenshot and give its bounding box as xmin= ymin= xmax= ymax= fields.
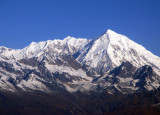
xmin=45 ymin=63 xmax=92 ymax=81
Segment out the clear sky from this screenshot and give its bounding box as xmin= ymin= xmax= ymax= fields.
xmin=0 ymin=0 xmax=160 ymax=56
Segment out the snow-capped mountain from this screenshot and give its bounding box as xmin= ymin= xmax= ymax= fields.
xmin=0 ymin=29 xmax=160 ymax=94
xmin=77 ymin=29 xmax=160 ymax=76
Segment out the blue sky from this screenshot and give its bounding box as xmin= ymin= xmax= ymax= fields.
xmin=0 ymin=0 xmax=160 ymax=56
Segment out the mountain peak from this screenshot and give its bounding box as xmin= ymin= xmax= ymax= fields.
xmin=64 ymin=36 xmax=75 ymax=41
xmin=77 ymin=29 xmax=160 ymax=76
xmin=106 ymin=29 xmax=115 ymax=33
xmin=104 ymin=29 xmax=118 ymax=35
xmin=99 ymin=29 xmax=120 ymax=42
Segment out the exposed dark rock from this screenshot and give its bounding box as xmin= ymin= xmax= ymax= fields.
xmin=109 ymin=61 xmax=137 ymax=78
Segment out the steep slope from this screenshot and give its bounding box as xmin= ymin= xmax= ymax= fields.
xmin=77 ymin=29 xmax=160 ymax=76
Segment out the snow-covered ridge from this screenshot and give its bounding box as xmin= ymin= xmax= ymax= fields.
xmin=0 ymin=36 xmax=90 ymax=60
